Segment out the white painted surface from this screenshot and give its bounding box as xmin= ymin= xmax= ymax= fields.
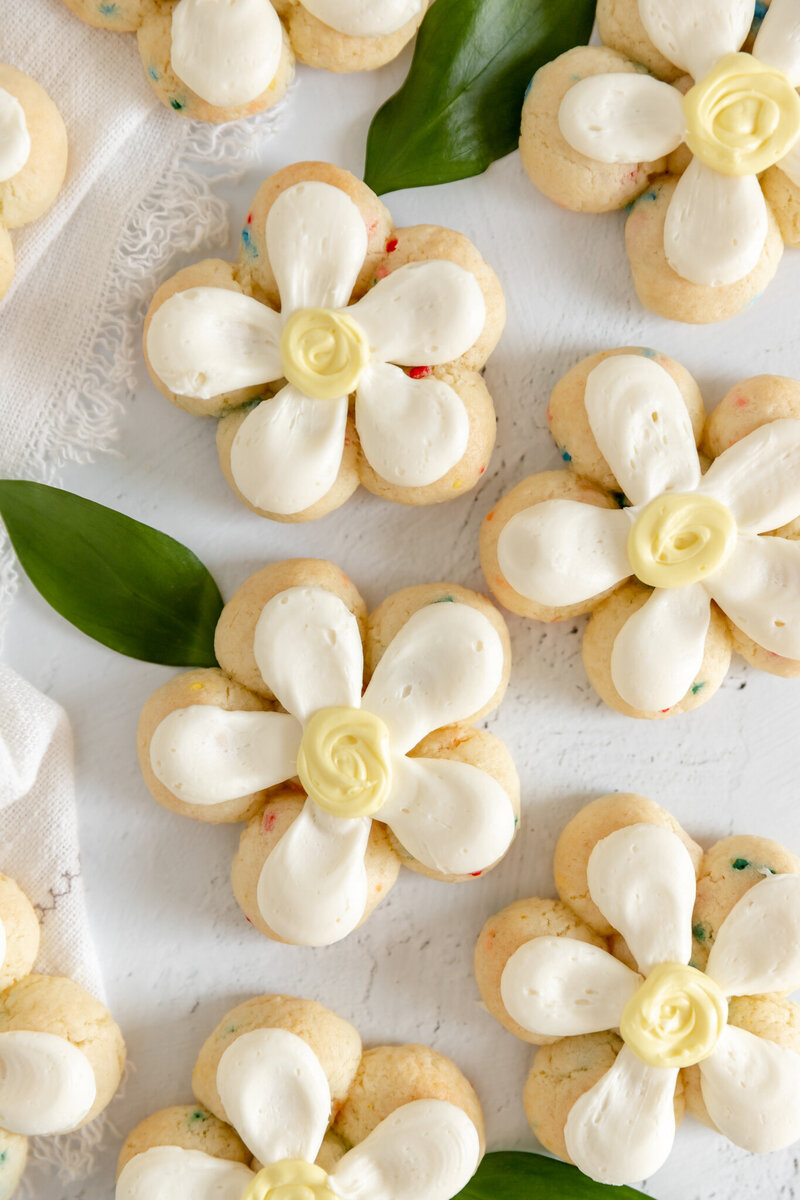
xmin=5 ymin=43 xmax=800 ymax=1200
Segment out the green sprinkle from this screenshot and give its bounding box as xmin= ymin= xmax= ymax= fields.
xmin=0 ymin=1151 xmax=6 ymax=1164
xmin=188 ymin=1110 xmax=208 ymax=1127
xmin=691 ymin=681 xmax=706 ymax=695
xmin=692 ymin=922 xmax=707 ymax=942
xmin=170 ymin=98 xmax=185 ymax=111
xmin=731 ymin=858 xmax=750 ymax=870
xmin=224 ymin=1024 xmax=238 ymax=1035
xmin=434 ymin=595 xmax=455 ymax=603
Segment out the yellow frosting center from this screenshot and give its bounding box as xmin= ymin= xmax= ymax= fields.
xmin=627 ymin=492 xmax=736 ymax=589
xmin=280 ymin=307 xmax=370 ymax=400
xmin=620 ymin=963 xmax=728 ymax=1069
xmin=241 ymin=1160 xmax=336 ymax=1200
xmin=297 ymin=706 xmax=392 ymax=819
xmin=683 ymin=52 xmax=800 ymax=176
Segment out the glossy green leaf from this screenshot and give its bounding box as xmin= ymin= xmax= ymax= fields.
xmin=364 ymin=0 xmax=597 ymax=195
xmin=455 ymin=1153 xmax=647 ymax=1199
xmin=0 ymin=481 xmax=223 ymax=666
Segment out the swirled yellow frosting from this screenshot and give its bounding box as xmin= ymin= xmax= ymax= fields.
xmin=620 ymin=963 xmax=728 ymax=1069
xmin=297 ymin=706 xmax=392 ymax=819
xmin=242 ymin=1160 xmax=337 ymax=1200
xmin=280 ymin=307 xmax=370 ymax=400
xmin=684 ymin=53 xmax=800 ymax=177
xmin=627 ymin=492 xmax=736 ymax=589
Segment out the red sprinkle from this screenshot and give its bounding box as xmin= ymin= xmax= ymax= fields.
xmin=470 ymin=871 xmax=482 ymax=878
xmin=263 ymin=811 xmax=277 ymax=832
xmin=246 ymin=213 xmax=252 ymax=224
xmin=386 ymin=237 xmax=399 ymax=253
xmin=409 ymin=365 xmax=431 ymax=379
xmin=479 ymin=466 xmax=485 ymax=475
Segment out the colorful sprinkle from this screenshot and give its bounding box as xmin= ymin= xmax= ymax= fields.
xmin=435 ymin=595 xmax=455 ymax=604
xmin=639 ymin=347 xmax=657 ymax=359
xmin=189 ymin=681 xmax=205 ymax=691
xmin=409 ymin=365 xmax=431 ymax=379
xmin=246 ymin=213 xmax=253 ymax=225
xmin=148 ymin=66 xmax=158 ymax=81
xmin=560 ymin=447 xmax=572 ymax=463
xmin=691 ymin=681 xmax=706 ymax=695
xmin=99 ymin=2 xmax=118 ymax=11
xmin=731 ymin=858 xmax=750 ymax=870
xmin=188 ymin=1110 xmax=208 ymax=1127
xmin=241 ymin=228 xmax=258 ymax=258
xmin=692 ymin=922 xmax=708 ymax=943
xmin=263 ymin=811 xmax=277 ymax=832
xmin=386 ymin=237 xmax=398 ymax=253
xmin=375 ymin=264 xmax=389 ymax=281
xmin=170 ymin=98 xmax=185 ymax=111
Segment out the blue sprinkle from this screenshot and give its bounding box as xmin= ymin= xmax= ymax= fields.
xmin=560 ymin=447 xmax=572 ymax=462
xmin=241 ymin=228 xmax=258 ymax=258
xmin=148 ymin=66 xmax=158 ymax=80
xmin=570 ymin=74 xmax=581 ymax=81
xmin=751 ymin=1 xmax=767 ymax=34
xmin=99 ymin=1 xmax=117 ymax=11
xmin=524 ymin=77 xmax=533 ymax=98
xmin=639 ymin=348 xmax=657 ymax=359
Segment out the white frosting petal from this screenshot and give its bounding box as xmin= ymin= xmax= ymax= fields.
xmin=217 ymin=1028 xmax=331 ymax=1165
xmin=348 ymin=262 xmax=486 ymax=367
xmin=754 ymin=0 xmax=800 ymax=87
xmin=147 ymin=287 xmax=282 ymax=400
xmin=267 ymin=182 xmax=368 ymax=313
xmin=170 ymin=0 xmax=283 ymax=108
xmin=587 ymin=823 xmax=697 ymax=973
xmin=637 ymin=0 xmax=752 ymax=78
xmin=664 ymin=157 xmax=769 ymax=288
xmin=500 ymin=937 xmax=642 ymax=1038
xmin=610 ymin=582 xmax=711 ymax=712
xmin=230 ymin=386 xmax=348 ymax=516
xmin=698 ymin=418 xmax=800 ymax=534
xmin=558 ymin=74 xmax=686 ymax=164
xmin=706 ymin=873 xmax=800 ymax=996
xmin=116 ymin=1146 xmax=254 ymax=1200
xmin=149 ymin=706 xmax=302 ymax=806
xmin=257 ymin=799 xmax=370 ymax=945
xmin=332 ymin=1100 xmax=481 ymax=1200
xmin=380 ymin=754 xmax=516 ymax=875
xmin=700 ymin=1024 xmax=800 ymax=1152
xmin=584 ymin=356 xmax=701 ymax=507
xmin=0 ymin=87 xmax=31 ymax=184
xmin=355 ymin=362 xmax=470 ymax=487
xmin=254 ymin=586 xmax=364 ymax=723
xmin=706 ymin=532 xmax=800 ymax=659
xmin=361 ymin=602 xmax=504 ymax=754
xmin=496 ymin=499 xmax=632 ymax=607
xmin=778 ymin=133 xmax=800 ymax=187
xmin=298 ymin=0 xmax=424 ymax=37
xmin=564 ymin=1046 xmax=678 ymax=1185
xmin=0 ymin=1031 xmax=96 ymax=1136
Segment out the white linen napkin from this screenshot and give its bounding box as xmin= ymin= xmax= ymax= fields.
xmin=0 ymin=0 xmax=283 ymax=621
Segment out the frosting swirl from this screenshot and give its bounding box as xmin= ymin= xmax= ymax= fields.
xmin=242 ymin=1160 xmax=336 ymax=1200
xmin=620 ymin=963 xmax=727 ymax=1069
xmin=0 ymin=86 xmax=31 ymax=184
xmin=683 ymin=53 xmax=800 ymax=177
xmin=297 ymin=706 xmax=392 ymax=818
xmin=281 ymin=308 xmax=370 ymax=401
xmin=627 ymin=493 xmax=736 ymax=588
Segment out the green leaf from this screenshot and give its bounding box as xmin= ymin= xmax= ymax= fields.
xmin=364 ymin=0 xmax=597 ymax=194
xmin=0 ymin=481 xmax=223 ymax=666
xmin=455 ymin=1153 xmax=647 ymax=1199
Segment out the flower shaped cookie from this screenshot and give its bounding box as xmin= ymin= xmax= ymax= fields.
xmin=0 ymin=873 xmax=126 ymax=1198
xmin=144 ymin=164 xmax=503 ymax=521
xmin=138 ymin=559 xmax=519 ymax=946
xmin=520 ymin=0 xmax=800 ymax=322
xmin=0 ymin=65 xmax=68 ymax=300
xmin=61 ymin=0 xmax=428 ymax=123
xmin=475 ymin=793 xmax=800 ymax=1186
xmin=117 ymin=994 xmax=484 ymax=1200
xmin=480 ymin=349 xmax=800 ymax=719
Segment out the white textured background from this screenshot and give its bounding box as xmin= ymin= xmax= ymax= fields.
xmin=6 ymin=38 xmax=800 ymax=1200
